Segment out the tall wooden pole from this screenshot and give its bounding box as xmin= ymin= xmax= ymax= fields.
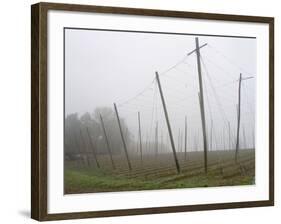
xmin=85 ymin=127 xmax=100 ymax=168
xmin=114 ymin=103 xmax=132 ymax=170
xmin=155 ymin=72 xmax=181 ymax=173
xmin=198 ymin=91 xmax=208 ymax=173
xmin=148 ymin=138 xmax=151 ymax=155
xmin=184 ymin=116 xmax=187 ymax=160
xmin=155 ymin=121 xmax=158 ymax=158
xmin=235 ymin=73 xmax=242 ymax=162
xmin=146 ymin=133 xmax=149 ymax=154
xmin=136 ymin=136 xmax=139 ymax=154
xmin=195 ymin=37 xmax=208 ymax=173
xmin=138 ymin=111 xmax=143 ymax=164
xmin=99 ymin=114 xmax=115 ymax=169
xmin=180 ymin=130 xmax=183 ymax=152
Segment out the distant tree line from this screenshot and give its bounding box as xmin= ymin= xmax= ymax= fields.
xmin=64 ymin=107 xmax=132 ymax=160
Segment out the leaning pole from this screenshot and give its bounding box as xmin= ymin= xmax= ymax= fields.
xmin=155 ymin=72 xmax=181 ymax=174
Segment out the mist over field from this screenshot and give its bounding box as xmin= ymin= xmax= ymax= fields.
xmin=65 ymin=29 xmax=256 ymax=153
xmin=64 ymin=28 xmax=256 ymax=193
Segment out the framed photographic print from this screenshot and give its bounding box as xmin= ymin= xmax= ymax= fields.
xmin=31 ymin=2 xmax=274 ymax=221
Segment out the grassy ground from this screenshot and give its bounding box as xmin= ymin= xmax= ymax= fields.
xmin=64 ymin=149 xmax=255 ymax=194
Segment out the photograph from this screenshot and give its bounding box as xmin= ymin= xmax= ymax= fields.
xmin=63 ymin=28 xmax=256 ymax=194
xmin=30 ymin=2 xmax=274 ymax=220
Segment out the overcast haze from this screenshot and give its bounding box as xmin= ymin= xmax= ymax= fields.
xmin=65 ymin=28 xmax=256 ymax=151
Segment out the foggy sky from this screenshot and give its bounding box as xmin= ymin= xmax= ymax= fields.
xmin=65 ymin=28 xmax=256 ymax=151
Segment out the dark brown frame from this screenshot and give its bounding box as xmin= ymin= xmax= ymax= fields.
xmin=31 ymin=2 xmax=274 ymax=221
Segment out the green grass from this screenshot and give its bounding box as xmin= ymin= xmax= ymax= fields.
xmin=64 ymin=150 xmax=255 ymax=194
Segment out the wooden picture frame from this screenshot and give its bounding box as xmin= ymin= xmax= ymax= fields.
xmin=31 ymin=2 xmax=274 ymax=221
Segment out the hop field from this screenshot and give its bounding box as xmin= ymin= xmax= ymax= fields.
xmin=64 ymin=149 xmax=255 ymax=194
